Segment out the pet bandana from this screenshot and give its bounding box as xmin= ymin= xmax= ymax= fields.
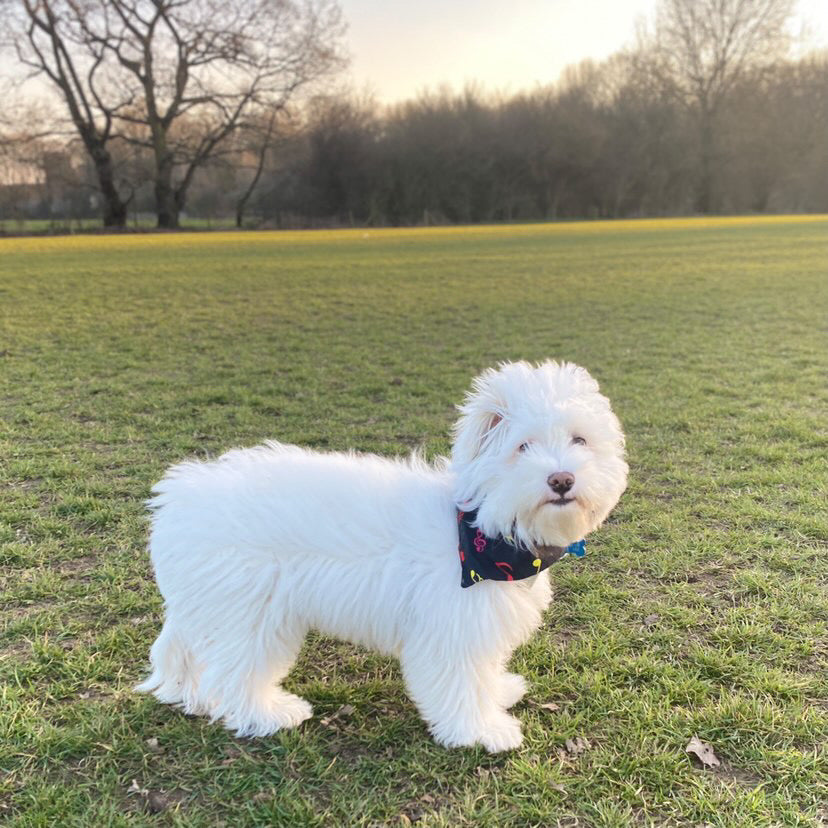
xmin=457 ymin=508 xmax=586 ymax=588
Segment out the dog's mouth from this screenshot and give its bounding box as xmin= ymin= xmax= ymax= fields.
xmin=546 ymin=496 xmax=576 ymax=507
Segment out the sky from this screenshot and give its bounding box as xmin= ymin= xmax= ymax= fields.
xmin=342 ymin=0 xmax=828 ymax=103
xmin=1 ymin=0 xmax=826 ymax=106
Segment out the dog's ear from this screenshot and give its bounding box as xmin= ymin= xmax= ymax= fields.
xmin=451 ymin=369 xmax=508 ymax=467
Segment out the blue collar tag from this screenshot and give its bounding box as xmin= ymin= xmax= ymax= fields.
xmin=564 ymin=539 xmax=587 ymax=558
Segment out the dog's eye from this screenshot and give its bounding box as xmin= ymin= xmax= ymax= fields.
xmin=572 ymin=436 xmax=587 ymax=446
xmin=518 ymin=442 xmax=530 ymax=453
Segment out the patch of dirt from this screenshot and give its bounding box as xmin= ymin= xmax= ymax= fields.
xmin=54 ymin=555 xmax=98 ymax=576
xmin=399 ymin=792 xmax=450 ymax=824
xmin=0 ymin=638 xmax=33 ymax=660
xmin=5 ymin=599 xmax=57 ymax=619
xmin=712 ymin=762 xmax=764 ymax=788
xmin=540 ymin=627 xmax=579 ymax=646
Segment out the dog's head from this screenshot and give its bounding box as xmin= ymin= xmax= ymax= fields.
xmin=451 ymin=361 xmax=627 ymax=548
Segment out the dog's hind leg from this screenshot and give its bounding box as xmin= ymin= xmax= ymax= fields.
xmin=135 ymin=618 xmax=206 ymax=715
xmin=497 ymin=672 xmax=528 ymax=709
xmin=174 ymin=564 xmax=313 ymax=738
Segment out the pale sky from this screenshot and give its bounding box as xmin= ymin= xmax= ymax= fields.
xmin=1 ymin=0 xmax=826 ymax=106
xmin=342 ymin=0 xmax=828 ymax=103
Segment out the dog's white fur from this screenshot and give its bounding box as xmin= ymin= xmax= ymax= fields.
xmin=137 ymin=361 xmax=627 ymax=752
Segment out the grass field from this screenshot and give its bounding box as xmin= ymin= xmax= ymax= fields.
xmin=1 ymin=216 xmax=827 ymax=827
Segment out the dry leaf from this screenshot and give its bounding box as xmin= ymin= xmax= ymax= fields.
xmin=540 ymin=702 xmax=560 ymax=713
xmin=145 ymin=737 xmax=163 ymax=754
xmin=127 ymin=779 xmax=173 ymax=813
xmin=252 ymin=790 xmax=273 ymax=803
xmin=320 ymin=703 xmax=355 ymax=726
xmin=127 ymin=779 xmax=149 ymax=797
xmin=221 ymin=745 xmax=244 ymax=765
xmin=564 ymin=736 xmax=590 ymax=755
xmin=685 ymin=736 xmax=720 ymax=767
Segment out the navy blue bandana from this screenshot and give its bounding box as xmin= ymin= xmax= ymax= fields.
xmin=457 ymin=508 xmax=585 ymax=588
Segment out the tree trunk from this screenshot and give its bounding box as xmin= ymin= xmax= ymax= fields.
xmin=151 ymin=116 xmax=180 ymax=228
xmin=87 ymin=143 xmax=128 ymax=228
xmin=235 ymin=159 xmax=265 ymax=228
xmin=155 ymin=157 xmax=179 ymax=229
xmin=235 ymin=129 xmax=272 ymax=229
xmin=101 ymin=195 xmax=128 ymax=228
xmin=155 ymin=189 xmax=179 ymax=228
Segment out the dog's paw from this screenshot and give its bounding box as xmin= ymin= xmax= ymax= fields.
xmin=227 ymin=693 xmax=313 ymax=738
xmin=499 ymin=673 xmax=528 ymax=709
xmin=272 ymin=693 xmax=314 ymax=729
xmin=479 ymin=713 xmax=523 ymax=753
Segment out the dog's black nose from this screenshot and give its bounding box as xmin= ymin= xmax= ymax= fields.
xmin=548 ymin=472 xmax=575 ymax=495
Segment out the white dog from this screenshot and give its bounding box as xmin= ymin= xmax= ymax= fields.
xmin=137 ymin=361 xmax=627 ymax=752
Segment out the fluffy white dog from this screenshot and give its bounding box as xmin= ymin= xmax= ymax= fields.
xmin=137 ymin=361 xmax=627 ymax=752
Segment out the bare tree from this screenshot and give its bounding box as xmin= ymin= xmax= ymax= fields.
xmin=233 ymin=109 xmax=284 ymax=228
xmin=641 ymin=0 xmax=794 ymax=212
xmin=3 ymin=0 xmax=346 ymax=228
xmin=1 ymin=7 xmax=131 ymax=226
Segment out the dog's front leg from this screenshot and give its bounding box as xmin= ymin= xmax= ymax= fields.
xmin=400 ymin=643 xmax=523 ymax=753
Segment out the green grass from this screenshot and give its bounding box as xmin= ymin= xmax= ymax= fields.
xmin=1 ymin=216 xmax=827 ymax=827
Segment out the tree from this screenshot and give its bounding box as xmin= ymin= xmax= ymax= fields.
xmin=641 ymin=0 xmax=794 ymax=212
xmin=4 ymin=0 xmax=346 ymax=228
xmin=2 ymin=8 xmax=131 ymax=226
xmin=304 ymin=93 xmax=380 ymax=223
xmin=233 ymin=109 xmax=284 ymax=228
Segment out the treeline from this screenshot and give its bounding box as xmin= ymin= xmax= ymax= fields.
xmin=3 ymin=51 xmax=827 ymax=228
xmin=260 ymin=52 xmax=828 ymax=225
